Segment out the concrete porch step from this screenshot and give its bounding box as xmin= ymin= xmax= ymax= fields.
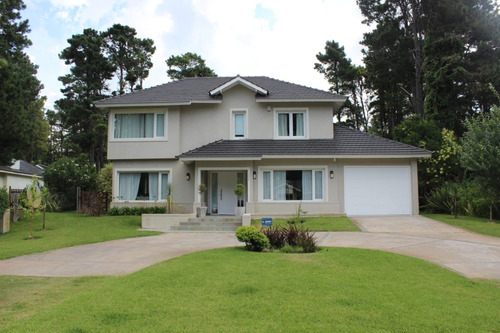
xmin=170 ymin=225 xmax=241 ymax=232
xmin=171 ymin=216 xmax=242 ymax=232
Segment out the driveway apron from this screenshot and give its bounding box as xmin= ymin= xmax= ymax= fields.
xmin=319 ymin=215 xmax=500 ymax=280
xmin=0 ymin=216 xmax=499 ymax=279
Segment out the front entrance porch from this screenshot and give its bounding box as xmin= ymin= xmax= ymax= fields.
xmin=199 ymin=169 xmax=249 ymax=216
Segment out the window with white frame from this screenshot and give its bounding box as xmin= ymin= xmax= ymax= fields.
xmin=262 ymin=169 xmax=323 ymax=201
xmin=231 ymin=110 xmax=247 ymax=139
xmin=118 ymin=172 xmax=169 ymax=201
xmin=114 ymin=112 xmax=166 ymax=139
xmin=275 ymin=109 xmax=307 ymax=138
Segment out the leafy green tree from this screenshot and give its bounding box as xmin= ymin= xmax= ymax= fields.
xmin=22 ymin=177 xmax=42 ymax=239
xmin=0 ymin=0 xmax=46 ymax=165
xmin=460 ymin=106 xmax=500 ymax=221
xmin=103 ymin=24 xmax=156 ymax=95
xmin=166 ymin=52 xmax=217 ymax=80
xmin=56 ymin=28 xmax=115 ymax=169
xmin=315 ymin=40 xmax=372 ymax=130
xmin=357 ymin=0 xmax=500 ymax=136
xmin=43 ymin=155 xmax=97 ymax=211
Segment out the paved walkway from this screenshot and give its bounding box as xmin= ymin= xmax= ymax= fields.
xmin=0 ymin=216 xmax=499 ymax=279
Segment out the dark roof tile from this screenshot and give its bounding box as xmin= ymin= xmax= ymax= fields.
xmin=178 ymin=125 xmax=432 ymax=159
xmin=95 ymin=76 xmax=343 ymax=106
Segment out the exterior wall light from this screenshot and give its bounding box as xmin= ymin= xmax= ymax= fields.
xmin=253 ymin=171 xmax=257 ymax=180
xmin=186 ymin=173 xmax=190 ymax=181
xmin=330 ymin=170 xmax=334 ymax=179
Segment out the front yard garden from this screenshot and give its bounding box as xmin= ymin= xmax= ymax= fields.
xmin=0 ymin=212 xmax=161 ymax=259
xmin=1 ymin=247 xmax=498 ymax=332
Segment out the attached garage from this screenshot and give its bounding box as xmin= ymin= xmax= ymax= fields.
xmin=344 ymin=165 xmax=412 ymax=216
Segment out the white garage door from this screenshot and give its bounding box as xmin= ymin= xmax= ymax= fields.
xmin=344 ymin=166 xmax=412 ymax=216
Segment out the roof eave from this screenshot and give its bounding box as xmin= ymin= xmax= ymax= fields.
xmin=255 ymin=98 xmax=347 ymax=103
xmin=94 ymin=100 xmax=222 ymax=109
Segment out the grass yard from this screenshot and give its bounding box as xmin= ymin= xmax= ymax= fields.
xmin=0 ymin=212 xmax=161 ymax=259
xmin=1 ymin=247 xmax=498 ymax=332
xmin=423 ymin=213 xmax=500 ymax=238
xmin=251 ymin=216 xmax=360 ymax=231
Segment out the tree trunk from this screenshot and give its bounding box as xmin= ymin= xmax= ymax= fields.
xmin=410 ymin=0 xmax=425 ymax=119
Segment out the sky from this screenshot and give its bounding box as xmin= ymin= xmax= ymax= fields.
xmin=23 ymin=0 xmax=372 ymax=110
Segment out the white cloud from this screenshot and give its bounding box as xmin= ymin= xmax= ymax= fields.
xmin=25 ymin=0 xmax=371 ymax=109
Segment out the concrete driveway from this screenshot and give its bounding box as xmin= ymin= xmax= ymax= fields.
xmin=0 ymin=216 xmax=498 ymax=279
xmin=318 ymin=215 xmax=500 ymax=280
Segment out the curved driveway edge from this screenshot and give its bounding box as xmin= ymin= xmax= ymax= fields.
xmin=0 ymin=233 xmax=242 ymax=277
xmin=0 ymin=216 xmax=499 ymax=279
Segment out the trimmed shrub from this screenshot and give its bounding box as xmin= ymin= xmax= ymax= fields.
xmin=235 ymin=226 xmax=270 ymax=252
xmin=0 ymin=187 xmax=9 ymax=214
xmin=107 ymin=206 xmax=166 ymax=216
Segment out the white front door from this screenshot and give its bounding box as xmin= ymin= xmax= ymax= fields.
xmin=211 ymin=171 xmax=239 ymax=215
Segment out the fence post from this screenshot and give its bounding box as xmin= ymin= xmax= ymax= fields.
xmin=76 ymin=186 xmax=81 ymax=212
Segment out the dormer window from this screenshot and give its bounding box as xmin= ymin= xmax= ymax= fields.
xmin=275 ymin=108 xmax=308 ymax=139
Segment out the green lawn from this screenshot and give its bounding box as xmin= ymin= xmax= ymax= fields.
xmin=423 ymin=213 xmax=500 ymax=238
xmin=1 ymin=247 xmax=498 ymax=332
xmin=0 ymin=212 xmax=161 ymax=259
xmin=251 ymin=216 xmax=360 ymax=231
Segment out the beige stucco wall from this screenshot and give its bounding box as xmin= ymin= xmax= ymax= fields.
xmin=110 ymin=157 xmax=420 ymax=216
xmin=107 ymin=85 xmax=335 ymax=160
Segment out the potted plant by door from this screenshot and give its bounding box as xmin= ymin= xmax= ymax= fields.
xmin=197 ymin=184 xmax=208 ymax=217
xmin=234 ymin=183 xmax=246 ymax=217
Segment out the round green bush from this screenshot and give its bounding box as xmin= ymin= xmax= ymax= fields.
xmin=235 ymin=226 xmax=270 ymax=252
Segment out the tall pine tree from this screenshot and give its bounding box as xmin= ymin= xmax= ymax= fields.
xmin=0 ymin=0 xmax=46 ymax=165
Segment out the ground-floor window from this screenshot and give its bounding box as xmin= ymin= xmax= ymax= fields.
xmin=262 ymin=169 xmax=323 ymax=201
xmin=118 ymin=172 xmax=169 ymax=201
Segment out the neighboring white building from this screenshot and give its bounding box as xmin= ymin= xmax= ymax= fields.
xmin=95 ymin=76 xmax=431 ymax=217
xmin=0 ymin=160 xmax=44 ymax=190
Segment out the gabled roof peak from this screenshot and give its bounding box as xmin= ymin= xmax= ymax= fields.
xmin=209 ymin=76 xmax=268 ymax=96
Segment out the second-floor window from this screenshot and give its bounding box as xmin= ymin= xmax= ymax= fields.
xmin=114 ymin=112 xmax=166 ymax=139
xmin=275 ymin=108 xmax=307 ymax=138
xmin=231 ymin=109 xmax=247 ymax=139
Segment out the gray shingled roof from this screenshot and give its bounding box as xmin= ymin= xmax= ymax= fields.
xmin=0 ymin=160 xmax=44 ymax=176
xmin=178 ymin=125 xmax=432 ymax=159
xmin=95 ymin=76 xmax=344 ymax=106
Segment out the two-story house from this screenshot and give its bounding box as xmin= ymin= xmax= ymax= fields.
xmin=95 ymin=76 xmax=431 ymax=220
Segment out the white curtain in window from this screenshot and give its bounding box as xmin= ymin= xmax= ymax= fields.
xmin=294 ymin=113 xmax=304 ymax=136
xmin=263 ymin=171 xmax=271 ymax=200
xmin=302 ymin=170 xmax=313 ymax=200
xmin=156 ymin=114 xmax=165 ymax=137
xmin=160 ymin=173 xmax=169 ymax=200
xmin=148 ymin=173 xmax=158 ymax=200
xmin=143 ymin=114 xmax=154 ymax=138
xmin=119 ymin=173 xmax=141 ymax=200
xmin=278 ymin=113 xmax=289 ymax=136
xmin=315 ymin=171 xmax=323 ymax=199
xmin=234 ymin=113 xmax=245 ymax=137
xmin=273 ymin=171 xmax=286 ymax=200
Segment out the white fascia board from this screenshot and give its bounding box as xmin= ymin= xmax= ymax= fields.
xmin=256 ymin=98 xmax=347 ymax=103
xmin=260 ymin=154 xmax=431 ymax=159
xmin=179 ymin=156 xmax=262 ymax=162
xmin=210 ymin=77 xmax=268 ymax=96
xmin=95 ymin=100 xmax=222 ymax=109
